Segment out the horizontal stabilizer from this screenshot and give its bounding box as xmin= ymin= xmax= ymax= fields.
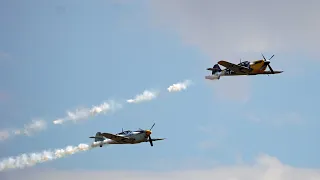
xmin=207 ymin=64 xmax=221 ymax=75
xmin=90 ymin=133 xmax=105 ymax=142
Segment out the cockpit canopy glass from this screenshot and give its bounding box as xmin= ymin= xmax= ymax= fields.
xmin=238 ymin=61 xmax=250 ymax=67
xmin=117 ymin=130 xmax=132 ymax=135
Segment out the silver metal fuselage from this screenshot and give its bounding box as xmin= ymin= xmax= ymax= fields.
xmin=92 ymin=131 xmax=149 ymax=148
xmin=111 ymin=131 xmax=148 ymax=144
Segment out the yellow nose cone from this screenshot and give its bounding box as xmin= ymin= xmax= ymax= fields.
xmin=146 ymin=130 xmax=152 ymax=136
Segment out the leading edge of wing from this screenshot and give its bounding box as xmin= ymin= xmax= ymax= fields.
xmin=252 ymin=70 xmax=284 ymax=74
xmin=218 ymin=60 xmax=251 ymax=74
xmin=151 ymin=138 xmax=166 ymax=141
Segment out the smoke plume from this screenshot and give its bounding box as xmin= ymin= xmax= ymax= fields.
xmin=126 ymin=90 xmax=158 ymax=103
xmin=0 ymin=140 xmax=109 ymax=172
xmin=0 ymin=120 xmax=47 ymax=141
xmin=167 ymin=80 xmax=192 ymax=92
xmin=53 ymin=101 xmax=121 ymax=125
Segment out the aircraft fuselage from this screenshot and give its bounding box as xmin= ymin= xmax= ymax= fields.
xmin=249 ymin=59 xmax=269 ymax=73
xmin=99 ymin=131 xmax=149 ymax=145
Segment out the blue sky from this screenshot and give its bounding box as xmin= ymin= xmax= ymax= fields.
xmin=1 ymin=0 xmax=320 ymax=179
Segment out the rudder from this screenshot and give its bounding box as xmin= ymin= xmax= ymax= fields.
xmin=89 ymin=132 xmax=105 ymax=142
xmin=213 ymin=64 xmax=221 ymax=71
xmin=207 ymin=64 xmax=222 ymax=75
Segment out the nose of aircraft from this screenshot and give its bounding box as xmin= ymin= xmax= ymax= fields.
xmin=264 ymin=60 xmax=270 ymax=65
xmin=145 ymin=130 xmax=152 ymax=136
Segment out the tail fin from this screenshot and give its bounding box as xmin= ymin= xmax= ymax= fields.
xmin=89 ymin=132 xmax=105 ymax=142
xmin=207 ymin=64 xmax=222 ymax=75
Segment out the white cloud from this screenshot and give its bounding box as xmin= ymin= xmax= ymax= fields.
xmin=204 ymin=76 xmax=251 ymax=102
xmin=0 ymin=91 xmax=9 ymax=101
xmin=148 ymin=0 xmax=320 ymax=59
xmin=0 ymin=51 xmax=10 ymax=60
xmin=197 ymin=125 xmax=228 ymax=150
xmin=246 ymin=112 xmax=303 ymax=127
xmin=147 ymin=0 xmax=320 ymax=101
xmin=198 ymin=140 xmax=218 ymax=150
xmin=3 ymin=154 xmax=320 ymax=180
xmin=0 ymin=131 xmax=9 ymax=141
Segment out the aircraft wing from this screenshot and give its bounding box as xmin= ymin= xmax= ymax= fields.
xmin=151 ymin=138 xmax=166 ymax=141
xmin=250 ymin=70 xmax=283 ymax=75
xmin=218 ymin=60 xmax=251 ymax=74
xmin=101 ymin=133 xmax=134 ymax=143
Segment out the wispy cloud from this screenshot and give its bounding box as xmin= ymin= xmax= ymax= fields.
xmin=3 ymin=154 xmax=320 ymax=179
xmin=147 ymin=0 xmax=320 ymax=102
xmin=0 ymin=131 xmax=10 ymax=141
xmin=0 ymin=51 xmax=10 ymax=60
xmin=197 ymin=125 xmax=228 ymax=150
xmin=206 ymin=77 xmax=251 ymax=103
xmin=197 ymin=140 xmax=218 ymax=150
xmin=148 ymin=0 xmax=320 ymax=59
xmin=247 ymin=112 xmax=303 ymax=127
xmin=0 ymin=91 xmax=9 ymax=102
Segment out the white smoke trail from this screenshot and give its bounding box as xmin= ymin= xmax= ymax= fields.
xmin=0 ymin=131 xmax=10 ymax=141
xmin=53 ymin=101 xmax=122 ymax=125
xmin=0 ymin=140 xmax=110 ymax=172
xmin=0 ymin=120 xmax=47 ymax=141
xmin=13 ymin=120 xmax=47 ymax=136
xmin=167 ymin=80 xmax=192 ymax=92
xmin=126 ymin=90 xmax=158 ymax=104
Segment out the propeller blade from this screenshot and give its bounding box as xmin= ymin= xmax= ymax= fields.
xmin=148 ymin=135 xmax=153 ymax=146
xmin=150 ymin=123 xmax=155 ymax=130
xmin=261 ymin=53 xmax=267 ymax=61
xmin=269 ymin=55 xmax=274 ymax=60
xmin=268 ymin=64 xmax=275 ymax=74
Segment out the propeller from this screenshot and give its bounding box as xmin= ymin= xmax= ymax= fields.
xmin=146 ymin=123 xmax=155 ymax=147
xmin=134 ymin=123 xmax=156 ymax=146
xmin=261 ymin=53 xmax=275 ymax=74
xmin=150 ymin=123 xmax=155 ymax=130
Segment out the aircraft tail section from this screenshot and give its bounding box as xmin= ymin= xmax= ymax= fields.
xmin=89 ymin=132 xmax=105 ymax=142
xmin=207 ymin=64 xmax=221 ymax=75
xmin=213 ymin=64 xmax=221 ymax=71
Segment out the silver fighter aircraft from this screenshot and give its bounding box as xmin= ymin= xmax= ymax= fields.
xmin=89 ymin=123 xmax=165 ymax=147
